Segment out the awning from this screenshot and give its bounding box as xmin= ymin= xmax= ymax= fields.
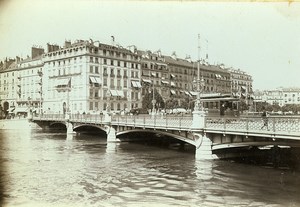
xmin=116 ymin=90 xmax=124 ymax=97
xmin=142 ymin=79 xmax=152 ymax=83
xmin=151 ymin=72 xmax=156 ymax=77
xmin=185 ymin=91 xmax=191 ymax=96
xmin=110 ymin=90 xmax=124 ymax=97
xmin=136 ymin=81 xmax=142 ymax=88
xmin=161 ymin=80 xmax=169 ymax=84
xmin=189 ymin=91 xmax=198 ymax=96
xmin=110 ymin=90 xmax=119 ymax=96
xmin=215 ymin=74 xmax=222 ymax=79
xmin=170 ymin=82 xmax=176 ymax=87
xmin=56 ymin=78 xmax=70 ymax=87
xmin=90 ymin=76 xmax=101 ymax=84
xmin=15 ymin=107 xmax=28 ymax=113
xmin=170 ymin=74 xmax=175 ymax=78
xmin=156 ymin=62 xmax=166 ymax=66
xmin=7 ymin=107 xmax=15 ymax=113
xmin=131 ymin=81 xmax=141 ymax=88
xmin=241 ymin=86 xmax=246 ymax=90
xmin=170 ymin=90 xmax=176 ymax=95
xmin=200 ymin=97 xmax=240 ymax=102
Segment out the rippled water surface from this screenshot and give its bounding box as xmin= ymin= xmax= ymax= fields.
xmin=1 ymin=125 xmax=300 ymax=207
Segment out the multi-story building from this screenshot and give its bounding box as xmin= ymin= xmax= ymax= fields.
xmin=0 ymin=38 xmax=254 ymax=117
xmin=227 ymin=68 xmax=253 ymax=97
xmin=139 ymin=50 xmax=232 ymax=101
xmin=254 ymin=87 xmax=300 ymax=107
xmin=0 ymin=48 xmax=44 ymax=116
xmin=42 ymin=40 xmax=142 ymax=114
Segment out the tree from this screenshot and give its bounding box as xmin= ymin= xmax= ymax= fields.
xmin=142 ymin=88 xmax=165 ymax=111
xmin=282 ymin=104 xmax=300 ymax=114
xmin=165 ymin=98 xmax=178 ymax=109
xmin=239 ymin=100 xmax=249 ymax=112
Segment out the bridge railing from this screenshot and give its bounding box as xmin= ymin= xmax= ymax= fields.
xmin=205 ymin=115 xmax=300 ymax=134
xmin=32 ymin=114 xmax=193 ymax=130
xmin=112 ymin=114 xmax=193 ymax=130
xmin=32 ymin=114 xmax=300 ymax=135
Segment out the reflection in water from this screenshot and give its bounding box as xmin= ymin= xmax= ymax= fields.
xmin=1 ymin=128 xmax=300 ymax=207
xmin=106 ymin=142 xmax=118 ymax=153
xmin=195 ymin=160 xmax=213 ymax=181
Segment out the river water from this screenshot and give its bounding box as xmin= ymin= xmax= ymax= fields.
xmin=1 ymin=123 xmax=300 ymax=207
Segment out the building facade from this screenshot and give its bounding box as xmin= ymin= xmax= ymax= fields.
xmin=254 ymin=87 xmax=300 ymax=107
xmin=42 ymin=40 xmax=142 ymax=114
xmin=227 ymin=68 xmax=253 ymax=97
xmin=0 ymin=38 xmax=254 ymax=117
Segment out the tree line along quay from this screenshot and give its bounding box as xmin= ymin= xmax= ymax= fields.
xmin=0 ymin=37 xmax=299 ymax=119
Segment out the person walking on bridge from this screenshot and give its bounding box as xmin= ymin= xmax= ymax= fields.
xmin=260 ymin=109 xmax=269 ymax=130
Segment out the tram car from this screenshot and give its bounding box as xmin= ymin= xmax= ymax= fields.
xmin=200 ymin=93 xmax=240 ymax=117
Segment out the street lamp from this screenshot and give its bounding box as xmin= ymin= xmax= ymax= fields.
xmin=194 ymin=34 xmax=204 ymax=112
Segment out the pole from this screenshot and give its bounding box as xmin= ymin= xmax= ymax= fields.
xmin=194 ymin=34 xmax=202 ymax=112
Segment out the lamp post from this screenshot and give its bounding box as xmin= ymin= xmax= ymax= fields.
xmin=194 ymin=34 xmax=204 ymax=112
xmin=191 ymin=34 xmax=206 ymax=130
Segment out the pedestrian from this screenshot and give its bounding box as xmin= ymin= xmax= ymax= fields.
xmin=261 ymin=109 xmax=269 ymax=130
xmin=220 ymin=103 xmax=225 ymax=117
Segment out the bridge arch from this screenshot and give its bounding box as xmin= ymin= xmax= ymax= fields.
xmin=73 ymin=124 xmax=106 ymax=133
xmin=116 ymin=129 xmax=196 ymax=146
xmin=49 ymin=122 xmax=67 ymax=129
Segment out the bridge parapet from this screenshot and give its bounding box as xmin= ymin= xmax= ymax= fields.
xmin=206 ymin=115 xmax=300 ymax=136
xmin=32 ymin=114 xmax=300 ymax=136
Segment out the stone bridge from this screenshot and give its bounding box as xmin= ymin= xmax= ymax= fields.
xmin=32 ymin=112 xmax=300 ymax=160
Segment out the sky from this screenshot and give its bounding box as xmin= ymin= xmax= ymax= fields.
xmin=0 ymin=0 xmax=300 ymax=90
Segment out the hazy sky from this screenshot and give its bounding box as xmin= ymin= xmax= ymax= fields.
xmin=1 ymin=0 xmax=300 ymax=90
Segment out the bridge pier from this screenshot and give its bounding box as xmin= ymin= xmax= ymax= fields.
xmin=66 ymin=122 xmax=74 ymax=134
xmin=106 ymin=126 xmax=119 ymax=143
xmin=191 ymin=110 xmax=215 ymax=160
xmin=195 ymin=134 xmax=216 ymax=160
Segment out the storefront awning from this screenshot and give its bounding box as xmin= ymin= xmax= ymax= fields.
xmin=170 ymin=81 xmax=176 ymax=87
xmin=170 ymin=90 xmax=176 ymax=95
xmin=170 ymin=74 xmax=175 ymax=78
xmin=161 ymin=80 xmax=169 ymax=84
xmin=151 ymin=72 xmax=156 ymax=77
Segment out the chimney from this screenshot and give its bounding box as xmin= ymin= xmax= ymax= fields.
xmin=64 ymin=40 xmax=71 ymax=48
xmin=111 ymin=36 xmax=115 ymax=46
xmin=185 ymin=55 xmax=191 ymax=62
xmin=16 ymin=56 xmax=21 ymax=63
xmin=171 ymin=51 xmax=177 ymax=60
xmin=32 ymin=47 xmax=45 ymax=59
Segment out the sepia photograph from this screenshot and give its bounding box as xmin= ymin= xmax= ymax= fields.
xmin=0 ymin=0 xmax=300 ymax=206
